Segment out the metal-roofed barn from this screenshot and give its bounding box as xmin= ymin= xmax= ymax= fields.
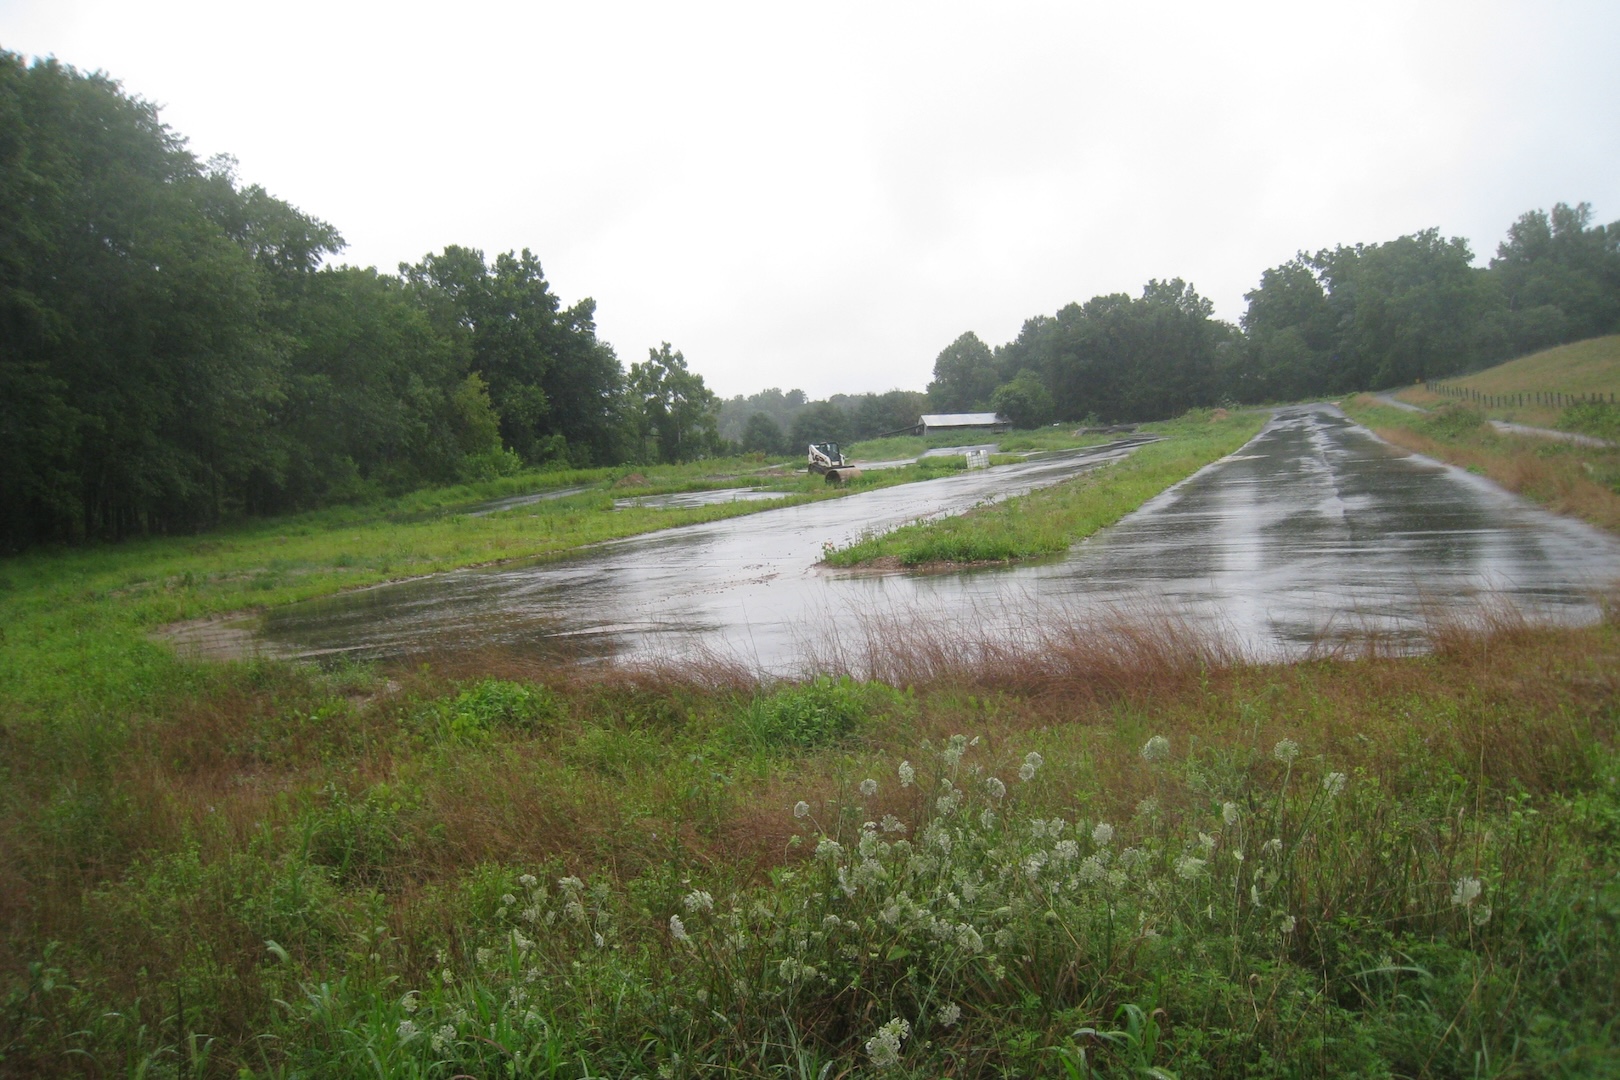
xmin=918 ymin=412 xmax=1011 ymax=437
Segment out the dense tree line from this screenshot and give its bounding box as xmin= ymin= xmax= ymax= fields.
xmin=0 ymin=54 xmax=724 ymax=549
xmin=929 ymin=206 xmax=1620 ymax=424
xmin=718 ymin=388 xmax=929 ymax=455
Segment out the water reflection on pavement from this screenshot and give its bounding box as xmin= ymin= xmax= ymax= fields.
xmin=241 ymin=407 xmax=1620 ymax=671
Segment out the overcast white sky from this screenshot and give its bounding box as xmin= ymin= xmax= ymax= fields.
xmin=3 ymin=0 xmax=1617 ymax=399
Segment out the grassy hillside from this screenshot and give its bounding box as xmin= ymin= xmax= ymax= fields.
xmin=1395 ymin=334 xmax=1620 ymax=427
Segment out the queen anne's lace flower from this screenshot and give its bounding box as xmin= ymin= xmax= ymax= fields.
xmin=1322 ymin=772 xmax=1347 ymax=797
xmin=898 ymin=760 xmax=916 ymax=787
xmin=793 ymin=800 xmax=810 ymax=819
xmin=683 ymin=889 xmax=714 ymax=913
xmin=859 ymin=778 xmax=878 ymax=797
xmin=1175 ymin=854 xmax=1207 ymax=879
xmin=1273 ymin=739 xmax=1300 ymax=765
xmin=865 ymin=1017 xmax=911 ymax=1068
xmin=1450 ymin=877 xmax=1483 ymax=907
xmin=669 ymin=914 xmax=690 ymax=942
xmin=1092 ymin=821 xmax=1115 ymax=845
xmin=1141 ymin=735 xmax=1170 ymax=762
xmin=984 ymin=776 xmax=1007 ymax=799
xmin=937 ymin=1002 xmax=962 ymax=1027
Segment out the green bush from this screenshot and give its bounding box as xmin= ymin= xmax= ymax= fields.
xmin=1560 ymin=400 xmax=1620 ymax=442
xmin=1417 ymin=402 xmax=1488 ymax=439
xmin=740 ymin=675 xmax=894 ymax=748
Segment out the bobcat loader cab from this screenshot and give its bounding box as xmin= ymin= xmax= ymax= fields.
xmin=807 ymin=442 xmax=859 ymax=484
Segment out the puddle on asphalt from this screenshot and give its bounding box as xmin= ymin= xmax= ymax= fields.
xmin=612 ymin=488 xmax=791 ymax=510
xmin=173 ymin=415 xmax=1620 ymax=672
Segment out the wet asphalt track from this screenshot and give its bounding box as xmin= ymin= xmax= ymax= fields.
xmin=216 ymin=405 xmax=1620 ymax=671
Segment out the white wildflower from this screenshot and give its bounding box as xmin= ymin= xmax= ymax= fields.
xmin=979 ymin=808 xmax=997 ymax=830
xmin=669 ymin=914 xmax=690 ymax=942
xmin=1019 ymin=751 xmax=1044 ymax=781
xmin=1450 ymin=877 xmax=1483 ymax=907
xmin=1141 ymin=735 xmax=1170 ymax=762
xmin=1198 ymin=831 xmax=1216 ymax=853
xmin=815 ymin=837 xmax=843 ymax=860
xmin=1280 ymin=914 xmax=1296 ymax=934
xmin=1261 ymin=837 xmax=1283 ymax=857
xmin=517 ymin=873 xmax=538 ymax=889
xmin=1053 ymin=839 xmax=1080 ymax=864
xmin=476 ymin=947 xmax=494 ymax=968
xmin=1273 ymin=739 xmax=1300 ymax=765
xmin=881 ymin=813 xmax=907 ymax=834
xmin=400 ymin=991 xmax=419 ymax=1014
xmin=683 ymin=889 xmax=714 ymax=913
xmin=1092 ymin=821 xmax=1115 ymax=846
xmin=865 ymin=1017 xmax=911 ymax=1068
xmin=955 ymin=924 xmax=984 ymax=952
xmin=937 ymin=1001 xmax=962 ymax=1027
xmin=431 ymin=1023 xmax=456 ymax=1054
xmin=1222 ymin=801 xmax=1240 ymax=826
xmin=793 ymin=800 xmax=810 ymax=819
xmin=558 ymin=875 xmax=583 ymax=892
xmin=1078 ymin=855 xmax=1106 ymax=884
xmin=396 ymin=1018 xmax=418 ymax=1041
xmin=1135 ymin=796 xmax=1159 ymax=818
xmin=1023 ymin=852 xmax=1046 ymax=880
xmin=898 ymin=760 xmax=916 ymax=787
xmin=859 ymin=778 xmax=878 ymax=797
xmin=1322 ymin=772 xmax=1347 ymax=797
xmin=593 ymin=932 xmax=605 ymax=948
xmin=1175 ymin=855 xmax=1207 ymax=880
xmin=984 ymin=776 xmax=1007 ymax=800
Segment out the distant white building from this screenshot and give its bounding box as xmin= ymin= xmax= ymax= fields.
xmin=918 ymin=412 xmax=1011 ymax=437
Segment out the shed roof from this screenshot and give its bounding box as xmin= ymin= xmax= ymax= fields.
xmin=919 ymin=413 xmax=1005 ymax=427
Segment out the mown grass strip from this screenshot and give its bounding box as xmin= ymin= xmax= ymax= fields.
xmin=823 ymin=409 xmax=1267 ymax=567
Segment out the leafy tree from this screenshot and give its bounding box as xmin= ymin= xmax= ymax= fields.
xmin=1490 ymin=202 xmax=1620 ymax=350
xmin=788 ymin=401 xmax=853 ymax=450
xmin=627 ymin=343 xmax=719 ymax=463
xmin=927 ymin=331 xmax=1000 ymax=411
xmin=990 ymin=370 xmax=1053 ymax=429
xmin=740 ymin=412 xmax=788 ymax=455
xmin=1310 ymin=230 xmax=1499 ymax=388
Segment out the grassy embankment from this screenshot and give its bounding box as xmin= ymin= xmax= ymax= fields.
xmin=1392 ymin=334 xmax=1620 ymax=432
xmin=1345 ymin=337 xmax=1620 ymax=535
xmin=824 ymin=410 xmax=1266 ymax=568
xmin=3 ymin=415 xmax=1618 ymax=1077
